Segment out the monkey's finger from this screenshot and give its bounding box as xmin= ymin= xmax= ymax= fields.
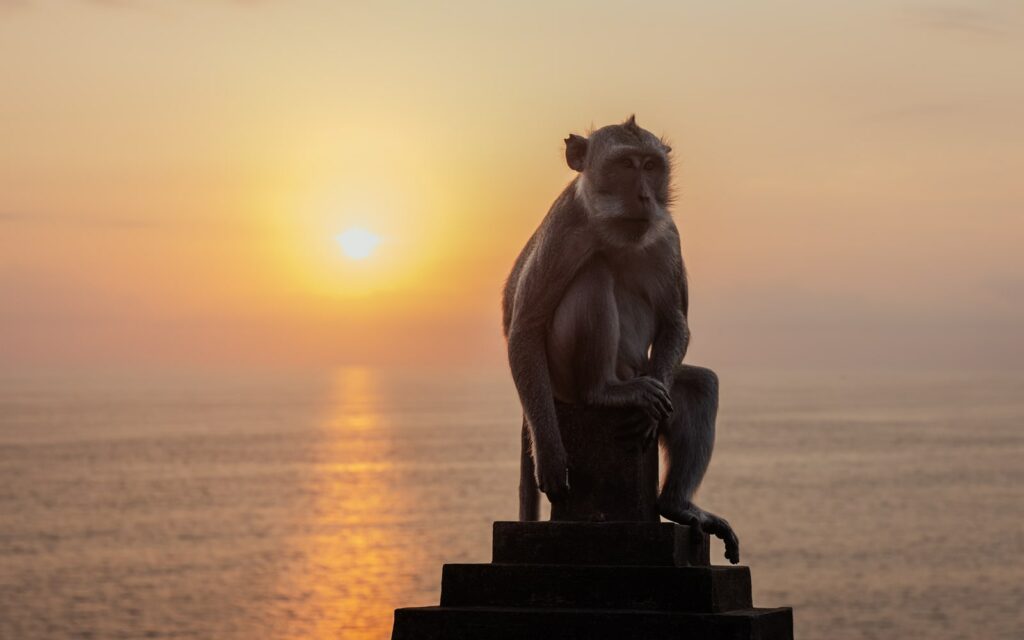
xmin=642 ymin=376 xmax=670 ymax=396
xmin=642 ymin=377 xmax=669 ymax=400
xmin=703 ymin=518 xmax=741 ymax=565
xmin=633 ymin=378 xmax=671 ymax=418
xmin=637 ymin=389 xmax=669 ymax=420
xmin=722 ymin=532 xmax=741 ymax=564
xmin=643 ymin=378 xmax=672 ymax=412
xmin=653 ymin=384 xmax=673 ymax=415
xmin=649 ymin=389 xmax=673 ymax=419
xmin=658 ymin=394 xmax=674 ymax=418
xmin=642 ymin=396 xmax=667 ymax=419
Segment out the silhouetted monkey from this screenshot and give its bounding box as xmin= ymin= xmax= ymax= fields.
xmin=502 ymin=116 xmax=739 ymax=563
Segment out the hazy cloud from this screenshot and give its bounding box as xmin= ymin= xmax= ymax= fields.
xmin=907 ymin=4 xmax=1017 ymax=38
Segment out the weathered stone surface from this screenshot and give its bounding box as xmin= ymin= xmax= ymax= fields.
xmin=392 ymin=606 xmax=794 ymax=640
xmin=551 ymin=402 xmax=660 ymax=522
xmin=492 ymin=521 xmax=710 ymax=567
xmin=440 ymin=564 xmax=752 ymax=613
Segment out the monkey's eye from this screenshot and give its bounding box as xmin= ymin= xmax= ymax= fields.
xmin=619 ymin=157 xmax=634 ymax=169
xmin=643 ymin=159 xmax=657 ymax=171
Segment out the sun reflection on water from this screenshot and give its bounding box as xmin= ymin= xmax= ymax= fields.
xmin=273 ymin=367 xmax=422 ymax=640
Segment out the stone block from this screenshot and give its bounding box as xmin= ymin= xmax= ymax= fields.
xmin=440 ymin=563 xmax=752 ymax=613
xmin=492 ymin=521 xmax=710 ymax=567
xmin=551 ymin=402 xmax=660 ymax=522
xmin=392 ymin=605 xmax=793 ymax=640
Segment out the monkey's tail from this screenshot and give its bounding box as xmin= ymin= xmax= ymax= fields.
xmin=518 ymin=416 xmax=540 ymax=521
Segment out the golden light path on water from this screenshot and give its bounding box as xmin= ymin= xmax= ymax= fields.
xmin=273 ymin=368 xmax=425 ymax=640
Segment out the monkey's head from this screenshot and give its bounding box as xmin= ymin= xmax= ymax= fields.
xmin=566 ymin=115 xmax=673 ymax=246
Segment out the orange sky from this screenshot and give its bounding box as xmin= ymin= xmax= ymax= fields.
xmin=1 ymin=1 xmax=1022 ymax=371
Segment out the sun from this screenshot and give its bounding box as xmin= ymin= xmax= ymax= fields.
xmin=336 ymin=227 xmax=381 ymax=260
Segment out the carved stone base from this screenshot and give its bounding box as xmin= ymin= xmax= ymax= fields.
xmin=391 ymin=521 xmax=794 ymax=640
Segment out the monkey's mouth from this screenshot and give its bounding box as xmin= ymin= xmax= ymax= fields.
xmin=612 ymin=217 xmax=651 ymax=237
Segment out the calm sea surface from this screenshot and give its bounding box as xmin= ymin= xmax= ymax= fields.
xmin=0 ymin=367 xmax=1021 ymax=639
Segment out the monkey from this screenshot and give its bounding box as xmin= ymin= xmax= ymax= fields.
xmin=501 ymin=116 xmax=739 ymax=564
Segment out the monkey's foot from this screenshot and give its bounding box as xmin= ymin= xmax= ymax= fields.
xmin=659 ymin=500 xmax=740 ymax=565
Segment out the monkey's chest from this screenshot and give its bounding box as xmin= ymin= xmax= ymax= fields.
xmin=611 ymin=280 xmax=659 ymax=373
xmin=547 ymin=260 xmax=662 ymax=391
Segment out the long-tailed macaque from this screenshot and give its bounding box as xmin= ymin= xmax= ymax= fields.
xmin=502 ymin=116 xmax=739 ymax=564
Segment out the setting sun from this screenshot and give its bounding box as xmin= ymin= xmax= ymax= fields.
xmin=337 ymin=227 xmax=381 ymax=261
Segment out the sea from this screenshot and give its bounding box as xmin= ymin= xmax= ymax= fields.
xmin=0 ymin=367 xmax=1021 ymax=639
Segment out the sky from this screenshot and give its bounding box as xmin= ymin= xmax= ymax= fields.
xmin=1 ymin=0 xmax=1022 ymax=372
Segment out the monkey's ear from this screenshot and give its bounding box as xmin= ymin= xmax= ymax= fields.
xmin=564 ymin=134 xmax=588 ymax=172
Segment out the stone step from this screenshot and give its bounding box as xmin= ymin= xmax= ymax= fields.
xmin=391 ymin=605 xmax=793 ymax=640
xmin=493 ymin=521 xmax=709 ymax=567
xmin=440 ymin=564 xmax=752 ymax=613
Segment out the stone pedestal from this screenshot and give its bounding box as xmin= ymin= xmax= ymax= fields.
xmin=391 ymin=521 xmax=793 ymax=640
xmin=390 ymin=403 xmax=793 ymax=639
xmin=551 ymin=403 xmax=660 ymax=522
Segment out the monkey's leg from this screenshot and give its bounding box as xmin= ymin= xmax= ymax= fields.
xmin=657 ymin=364 xmax=740 ymax=564
xmin=519 ymin=416 xmax=540 ymax=521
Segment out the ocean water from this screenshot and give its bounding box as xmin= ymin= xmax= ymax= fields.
xmin=0 ymin=367 xmax=1021 ymax=639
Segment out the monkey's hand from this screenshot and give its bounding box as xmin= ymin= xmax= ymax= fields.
xmin=533 ymin=443 xmax=570 ymax=502
xmin=621 ymin=376 xmax=673 ymax=420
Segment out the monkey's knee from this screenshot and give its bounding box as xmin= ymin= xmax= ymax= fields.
xmin=690 ymin=365 xmax=719 ymax=393
xmin=673 ymin=365 xmax=719 ymax=403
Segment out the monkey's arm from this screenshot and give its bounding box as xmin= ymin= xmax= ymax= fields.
xmin=507 ymin=324 xmax=567 ymax=499
xmin=648 ymin=308 xmax=689 ymax=388
xmin=647 ymin=252 xmax=690 ymax=388
xmin=506 ymin=228 xmax=592 ymax=500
